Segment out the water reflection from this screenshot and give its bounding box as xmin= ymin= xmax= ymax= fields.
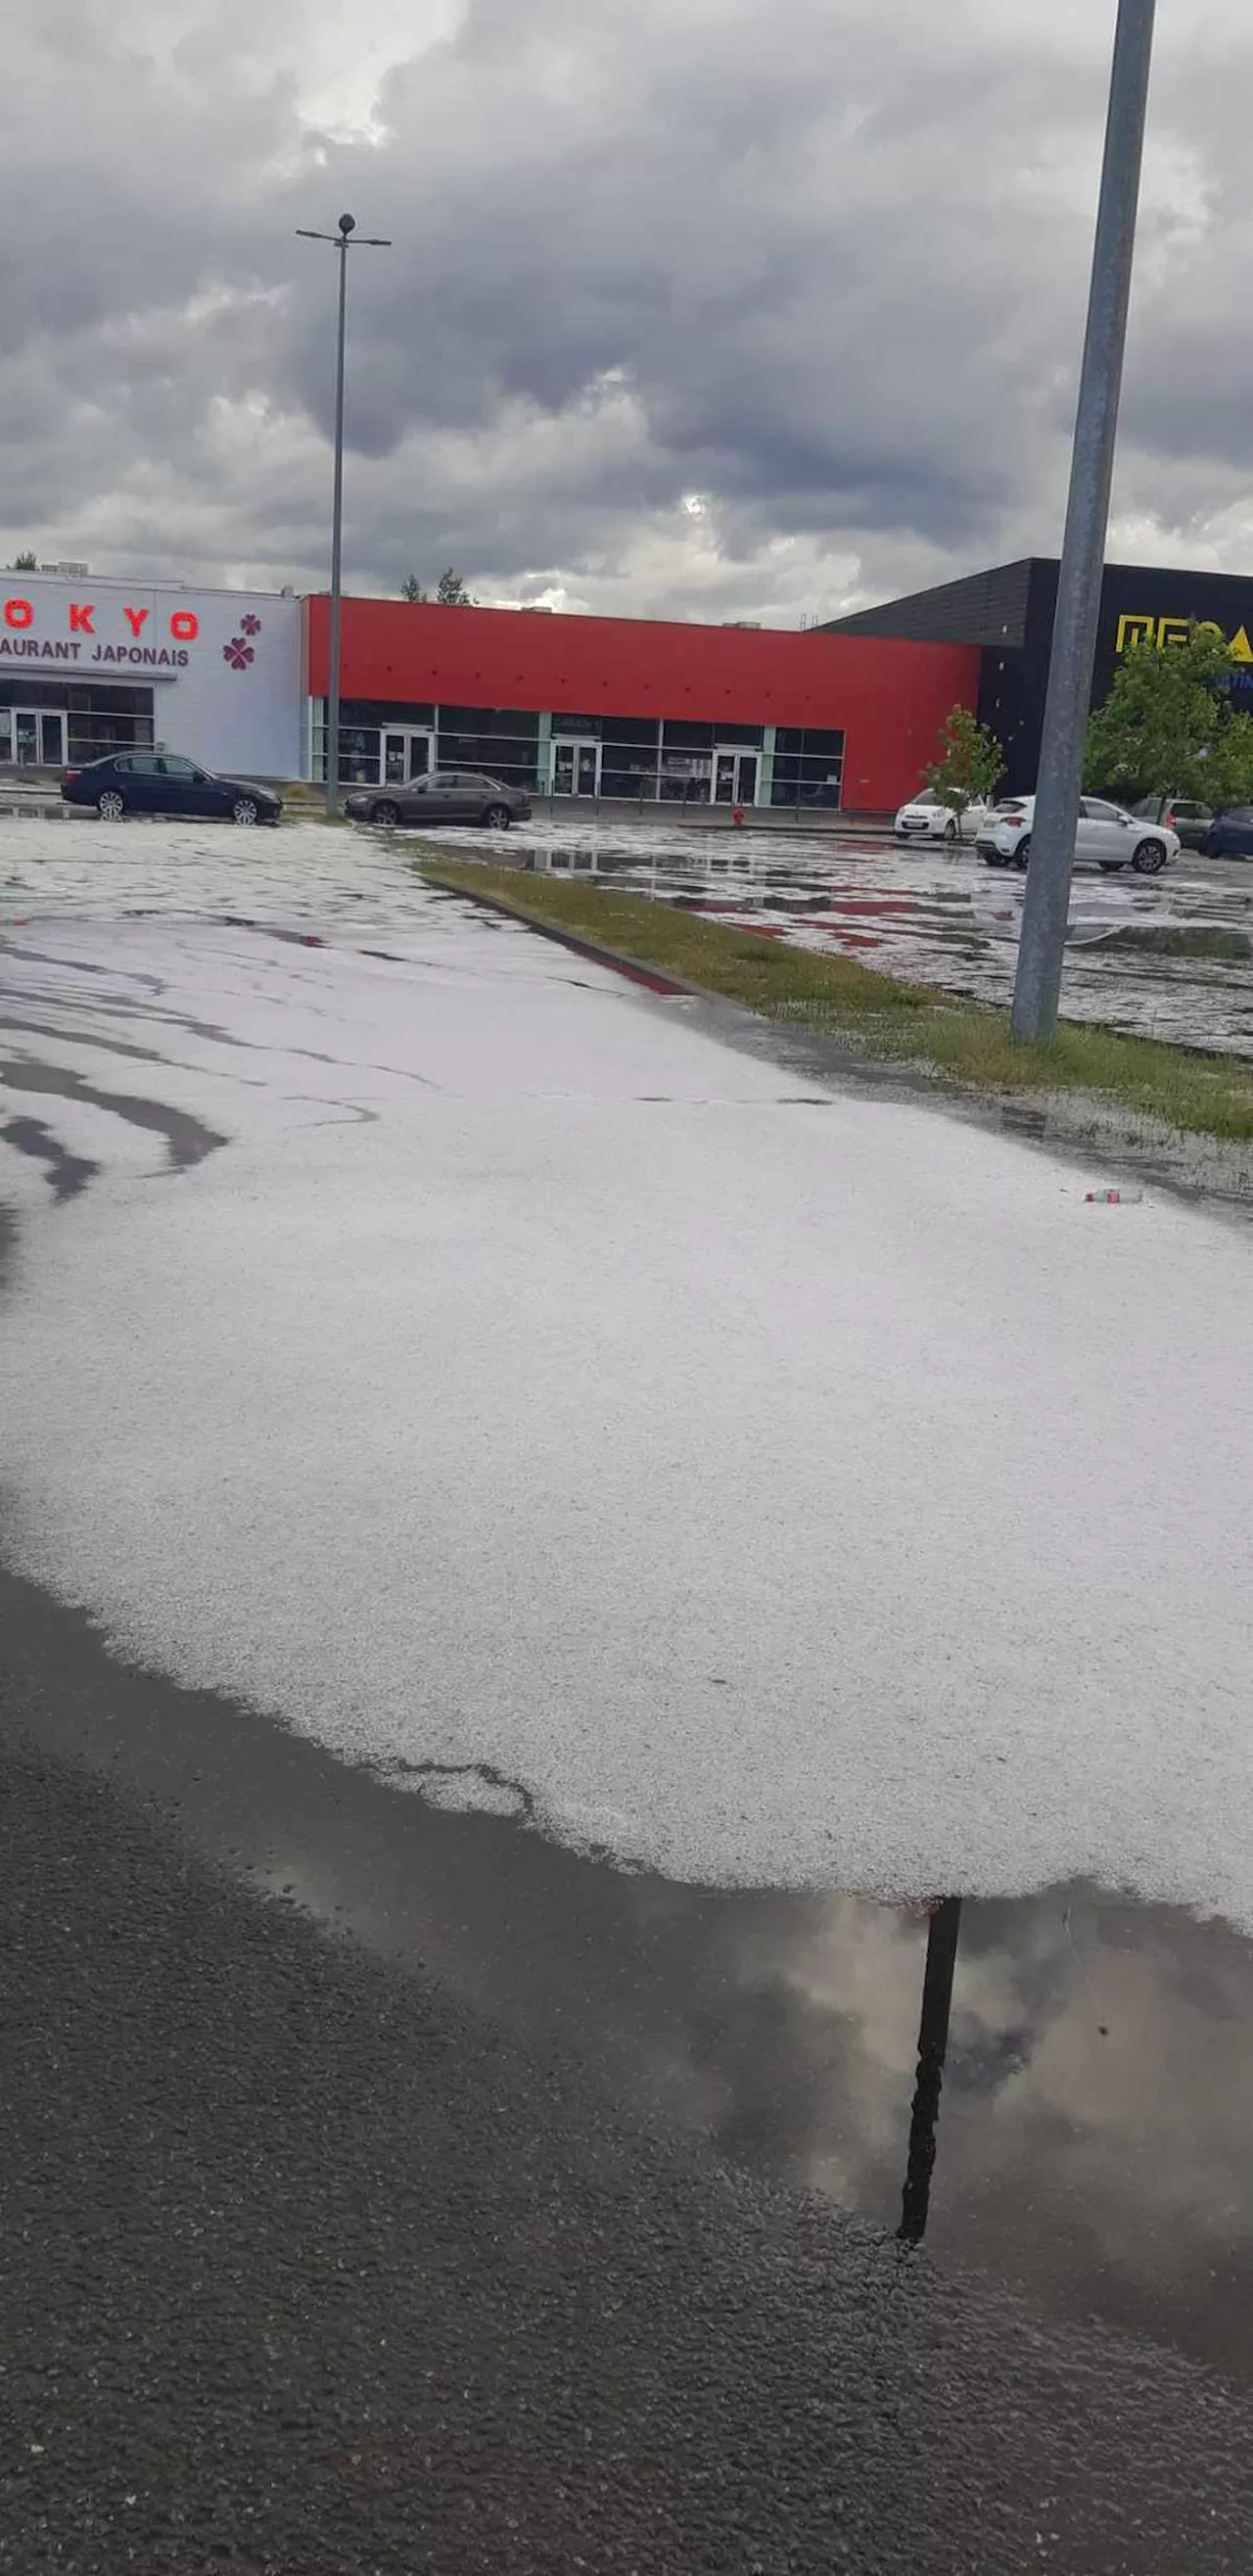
xmin=500 ymin=823 xmax=1253 ymax=1055
xmin=899 ymin=1897 xmax=963 ymax=2246
xmin=13 ymin=1557 xmax=1253 ymax=2388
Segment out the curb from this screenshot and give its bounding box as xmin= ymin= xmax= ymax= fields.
xmin=417 ymin=869 xmax=706 ymax=998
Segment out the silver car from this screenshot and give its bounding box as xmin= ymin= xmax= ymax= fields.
xmin=344 ymin=771 xmax=531 ymax=830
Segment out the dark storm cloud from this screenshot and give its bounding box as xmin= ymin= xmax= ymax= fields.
xmin=1 ymin=0 xmax=1249 ymax=617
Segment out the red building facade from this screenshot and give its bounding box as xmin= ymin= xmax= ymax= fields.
xmin=303 ymin=595 xmax=979 ymax=814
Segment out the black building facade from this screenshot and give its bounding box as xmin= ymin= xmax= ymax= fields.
xmin=821 ymin=558 xmax=1253 ymax=792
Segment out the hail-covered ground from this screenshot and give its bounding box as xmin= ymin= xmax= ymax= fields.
xmin=2 ymin=817 xmax=1251 ymax=1922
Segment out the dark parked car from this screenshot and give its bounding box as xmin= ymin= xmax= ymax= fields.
xmin=1130 ymin=794 xmax=1213 ymax=852
xmin=1204 ymin=807 xmax=1253 ymax=860
xmin=344 ymin=772 xmax=531 ymax=830
xmin=62 ymin=751 xmax=282 ymax=824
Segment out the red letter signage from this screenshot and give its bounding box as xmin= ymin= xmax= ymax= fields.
xmin=169 ymin=610 xmax=199 ymax=641
xmin=5 ymin=597 xmax=33 ymax=630
xmin=123 ymin=606 xmax=151 ymax=638
xmin=70 ymin=602 xmax=95 ymax=633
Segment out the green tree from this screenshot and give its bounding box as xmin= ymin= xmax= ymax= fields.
xmin=436 ymin=567 xmax=475 ymax=605
xmin=925 ymin=705 xmax=1004 ymax=835
xmin=1084 ymin=623 xmax=1253 ymax=811
xmin=400 ymin=573 xmax=428 ymax=602
xmin=8 ymin=549 xmax=37 ymax=571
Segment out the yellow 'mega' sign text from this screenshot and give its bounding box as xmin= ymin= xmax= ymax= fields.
xmin=1116 ymin=614 xmax=1253 ymax=662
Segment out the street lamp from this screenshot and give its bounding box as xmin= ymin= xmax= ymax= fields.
xmin=297 ymin=213 xmax=392 ymax=816
xmin=1011 ymin=0 xmax=1157 ymax=1045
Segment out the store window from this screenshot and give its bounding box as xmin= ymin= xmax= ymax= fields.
xmin=771 ymin=726 xmax=845 ymax=811
xmin=437 ymin=706 xmax=540 ymax=790
xmin=0 ymin=679 xmax=154 ymax=770
xmin=311 ymin=698 xmax=437 ymax=784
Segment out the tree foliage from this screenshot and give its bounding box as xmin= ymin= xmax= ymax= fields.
xmin=1084 ymin=623 xmax=1253 ymax=811
xmin=925 ymin=705 xmax=1004 ymax=826
xmin=400 ymin=567 xmax=476 ymax=605
xmin=8 ymin=550 xmax=37 ymax=571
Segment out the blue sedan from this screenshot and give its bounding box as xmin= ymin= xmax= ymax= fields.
xmin=1205 ymin=808 xmax=1253 ymax=859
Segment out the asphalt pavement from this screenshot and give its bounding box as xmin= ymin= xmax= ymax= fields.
xmin=5 ymin=1659 xmax=1251 ymax=2576
xmin=2 ymin=819 xmax=1252 ymax=2571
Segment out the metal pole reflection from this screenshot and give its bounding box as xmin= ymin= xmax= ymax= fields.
xmin=899 ymin=1897 xmax=963 ymax=2245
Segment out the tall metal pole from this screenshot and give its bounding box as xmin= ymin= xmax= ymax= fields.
xmin=1010 ymin=0 xmax=1157 ymax=1045
xmin=326 ymin=226 xmax=349 ymax=820
xmin=297 ymin=216 xmax=391 ymax=819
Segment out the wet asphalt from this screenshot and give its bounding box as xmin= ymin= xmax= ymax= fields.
xmin=3 ymin=838 xmax=1253 ymax=2569
xmin=4 ymin=1594 xmax=1252 ymax=2576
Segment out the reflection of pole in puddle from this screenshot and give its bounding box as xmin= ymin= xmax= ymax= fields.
xmin=898 ymin=1897 xmax=963 ymax=2246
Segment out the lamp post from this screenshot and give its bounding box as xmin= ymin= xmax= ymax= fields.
xmin=1010 ymin=0 xmax=1157 ymax=1044
xmin=297 ymin=214 xmax=392 ymax=817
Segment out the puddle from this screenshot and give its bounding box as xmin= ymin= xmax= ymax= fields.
xmin=6 ymin=1556 xmax=1251 ymax=2389
xmin=469 ymin=820 xmax=1253 ymax=1056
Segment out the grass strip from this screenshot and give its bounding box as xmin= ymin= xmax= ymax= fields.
xmin=416 ymin=856 xmax=1253 ymax=1144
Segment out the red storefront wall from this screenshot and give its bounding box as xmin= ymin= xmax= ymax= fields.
xmin=304 ymin=596 xmax=980 ymax=809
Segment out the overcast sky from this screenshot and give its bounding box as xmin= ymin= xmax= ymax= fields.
xmin=2 ymin=0 xmax=1250 ymax=623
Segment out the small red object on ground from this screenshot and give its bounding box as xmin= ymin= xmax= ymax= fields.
xmin=732 ymin=803 xmax=746 ymax=827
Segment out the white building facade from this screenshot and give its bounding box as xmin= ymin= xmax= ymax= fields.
xmin=0 ymin=574 xmax=303 ymax=780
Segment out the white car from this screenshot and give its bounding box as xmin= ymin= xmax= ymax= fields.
xmin=893 ymin=789 xmax=990 ymax=843
xmin=976 ymin=794 xmax=1180 ymax=875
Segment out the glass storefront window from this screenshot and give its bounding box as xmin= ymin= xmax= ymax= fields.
xmin=769 ymin=726 xmax=845 ymax=809
xmin=1 ymin=679 xmax=155 ymax=770
xmin=661 ymin=719 xmax=716 ymax=752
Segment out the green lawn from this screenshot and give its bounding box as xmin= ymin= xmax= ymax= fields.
xmin=415 ymin=857 xmax=1253 ymax=1146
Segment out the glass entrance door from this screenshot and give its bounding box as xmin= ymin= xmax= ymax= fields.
xmin=552 ymin=739 xmax=601 ymax=797
xmin=713 ymin=749 xmax=759 ymax=806
xmin=382 ymin=727 xmax=434 ymax=786
xmin=6 ymin=708 xmax=68 ymax=768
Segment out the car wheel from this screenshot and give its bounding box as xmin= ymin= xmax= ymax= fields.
xmin=483 ymin=804 xmax=513 ymax=830
xmin=96 ymin=789 xmax=127 ymax=820
xmin=1012 ymin=834 xmax=1031 ymax=869
xmin=1132 ymin=838 xmax=1167 ymax=875
xmin=982 ymin=852 xmax=1009 ymax=869
xmin=231 ymin=796 xmax=260 ymax=826
xmin=371 ymin=800 xmax=400 ymax=827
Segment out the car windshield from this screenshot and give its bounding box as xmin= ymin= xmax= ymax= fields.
xmin=908 ymin=791 xmax=939 ymax=807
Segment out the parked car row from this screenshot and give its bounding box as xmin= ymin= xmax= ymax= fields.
xmin=55 ymin=749 xmax=1253 ymax=858
xmin=57 ymin=754 xmax=530 ymax=829
xmin=895 ymin=781 xmax=1253 ymax=866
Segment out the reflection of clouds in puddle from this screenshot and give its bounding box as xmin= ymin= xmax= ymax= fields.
xmin=954 ymin=1911 xmax=1253 ymax=2277
xmin=218 ymin=1800 xmax=1253 ymax=2367
xmin=719 ymin=1884 xmax=1253 ymax=2369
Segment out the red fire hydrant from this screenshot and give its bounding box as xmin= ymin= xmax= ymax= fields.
xmin=732 ymin=802 xmax=746 ymax=828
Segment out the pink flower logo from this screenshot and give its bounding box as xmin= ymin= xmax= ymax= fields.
xmin=223 ymin=636 xmax=255 ymax=672
xmin=240 ymin=613 xmax=262 ymax=637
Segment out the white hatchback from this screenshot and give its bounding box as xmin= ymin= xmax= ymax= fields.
xmin=894 ymin=789 xmax=990 ymax=843
xmin=976 ymin=794 xmax=1180 ymax=874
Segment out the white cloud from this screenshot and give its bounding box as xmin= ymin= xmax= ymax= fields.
xmin=1 ymin=0 xmax=1251 ymax=615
